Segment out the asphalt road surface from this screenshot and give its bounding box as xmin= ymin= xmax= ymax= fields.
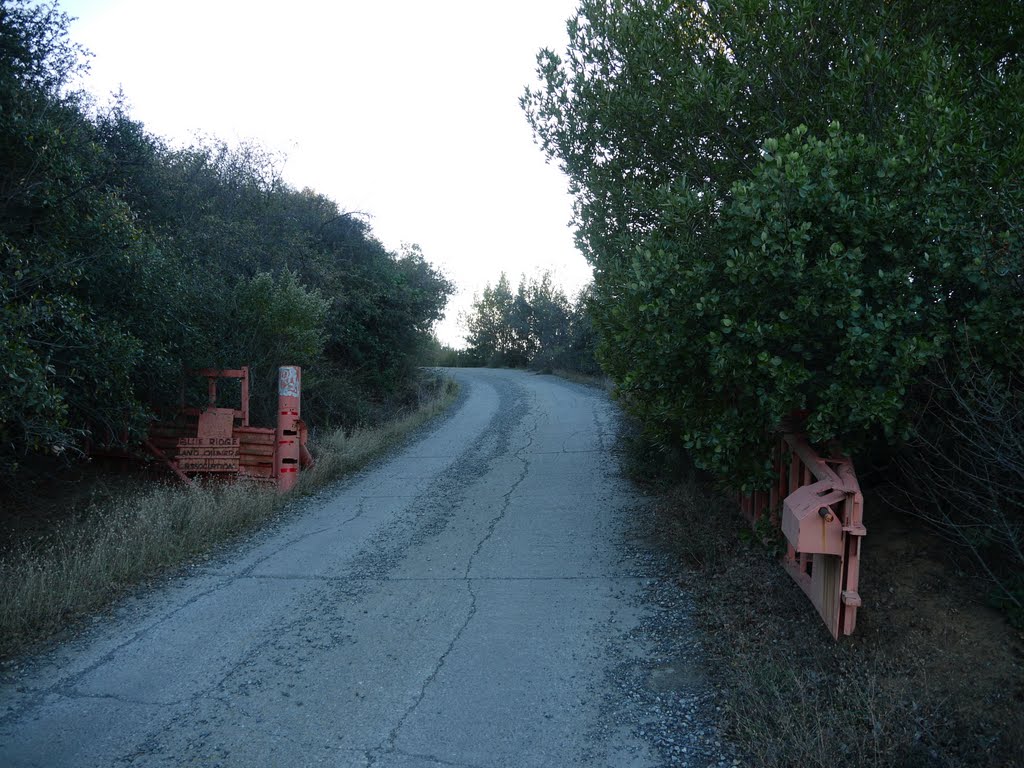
xmin=0 ymin=369 xmax=729 ymax=767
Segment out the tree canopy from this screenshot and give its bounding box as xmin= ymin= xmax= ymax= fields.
xmin=523 ymin=0 xmax=1024 ymax=485
xmin=0 ymin=0 xmax=453 ymax=475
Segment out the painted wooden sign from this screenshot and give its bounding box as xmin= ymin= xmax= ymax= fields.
xmin=176 ymin=436 xmax=240 ymax=472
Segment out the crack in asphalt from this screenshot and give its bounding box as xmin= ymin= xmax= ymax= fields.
xmin=243 ymin=574 xmax=652 ymax=583
xmin=231 ymin=494 xmax=383 ymax=580
xmin=237 ymin=524 xmax=335 ymax=578
xmin=0 ymin=573 xmax=243 ymax=729
xmin=390 ymin=748 xmax=489 ymax=768
xmin=98 ymin=382 xmax=513 ymax=766
xmin=4 ymin=498 xmax=388 ymax=723
xmin=53 ymin=690 xmax=185 ymax=708
xmin=531 ymin=448 xmax=605 ymax=455
xmin=104 ymin=375 xmax=524 ymax=767
xmin=2 ymin=513 xmax=354 ymax=724
xmin=1 ymin=371 xmax=727 ymax=767
xmin=1 ymin=388 xmax=486 ymax=736
xmin=370 ymin=385 xmax=541 ymax=765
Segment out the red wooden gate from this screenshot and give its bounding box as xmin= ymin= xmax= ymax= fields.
xmin=739 ymin=434 xmax=866 ymax=638
xmin=145 ymin=366 xmax=312 ymax=492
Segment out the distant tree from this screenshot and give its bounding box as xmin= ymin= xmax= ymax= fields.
xmin=463 ymin=271 xmax=596 ymax=373
xmin=464 ymin=274 xmax=518 ymax=366
xmin=418 ymin=335 xmax=468 ymax=368
xmin=513 ymin=274 xmax=570 ymax=371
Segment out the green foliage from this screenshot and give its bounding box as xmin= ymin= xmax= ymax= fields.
xmin=524 ymin=0 xmax=1024 ymax=486
xmin=462 ymin=272 xmax=597 ymax=372
xmin=464 ymin=273 xmax=519 ymax=366
xmin=1 ymin=1 xmax=157 ymax=458
xmin=418 ymin=335 xmax=475 ymax=368
xmin=0 ymin=0 xmax=453 ymax=477
xmin=738 ymin=508 xmax=787 ymax=559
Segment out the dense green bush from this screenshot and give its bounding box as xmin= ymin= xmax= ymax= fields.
xmin=524 ymin=0 xmax=1024 ymax=486
xmin=0 ymin=0 xmax=452 ymax=476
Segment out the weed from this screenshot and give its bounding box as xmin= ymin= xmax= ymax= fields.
xmin=644 ymin=468 xmax=1023 ymax=766
xmin=737 ymin=508 xmax=787 ymax=559
xmin=0 ymin=375 xmax=459 ymax=659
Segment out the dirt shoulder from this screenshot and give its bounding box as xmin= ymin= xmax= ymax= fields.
xmin=650 ymin=479 xmax=1024 ymax=767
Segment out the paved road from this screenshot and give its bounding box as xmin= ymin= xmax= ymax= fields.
xmin=0 ymin=369 xmax=724 ymax=767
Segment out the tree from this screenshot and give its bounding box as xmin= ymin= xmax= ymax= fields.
xmin=0 ymin=0 xmax=455 ymax=477
xmin=523 ymin=0 xmax=1024 ymax=485
xmin=94 ymin=112 xmax=456 ymax=427
xmin=463 ymin=271 xmax=594 ymax=372
xmin=464 ymin=273 xmax=517 ymax=366
xmin=1 ymin=1 xmax=162 ymax=460
xmin=524 ymin=272 xmax=572 ymax=360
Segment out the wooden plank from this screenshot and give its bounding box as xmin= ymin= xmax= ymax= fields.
xmin=238 ymin=466 xmax=274 ymax=479
xmin=239 ymin=445 xmax=275 ymax=457
xmin=236 ymin=430 xmax=275 ymax=445
xmin=149 ymin=427 xmax=194 ymax=439
xmin=178 ymin=457 xmax=240 ymax=472
xmin=238 ymin=436 xmax=275 ymax=447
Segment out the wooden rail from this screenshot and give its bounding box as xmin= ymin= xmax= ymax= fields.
xmin=90 ymin=366 xmax=312 ymax=491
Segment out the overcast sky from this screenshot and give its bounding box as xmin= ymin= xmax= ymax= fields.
xmin=57 ymin=0 xmax=590 ymax=346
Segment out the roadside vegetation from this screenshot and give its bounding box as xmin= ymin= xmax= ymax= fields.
xmin=622 ymin=433 xmax=1023 ymax=767
xmin=0 ymin=375 xmax=458 ymax=659
xmin=0 ymin=1 xmax=460 ymax=656
xmin=1 ymin=0 xmax=454 ymax=492
xmin=524 ymin=0 xmax=1024 ymax=616
xmin=520 ymin=1 xmax=1023 ymax=765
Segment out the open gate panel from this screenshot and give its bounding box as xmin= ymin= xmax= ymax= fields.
xmin=739 ymin=434 xmax=866 ymax=639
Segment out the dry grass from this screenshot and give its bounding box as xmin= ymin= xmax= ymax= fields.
xmin=0 ymin=375 xmax=459 ymax=658
xmin=549 ymin=368 xmax=615 ymax=392
xmin=648 ymin=478 xmax=1024 ymax=767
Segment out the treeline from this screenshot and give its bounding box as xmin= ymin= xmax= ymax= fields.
xmin=452 ymin=272 xmax=599 ymax=373
xmin=524 ymin=2 xmax=1023 ymax=613
xmin=0 ymin=1 xmax=452 ymax=477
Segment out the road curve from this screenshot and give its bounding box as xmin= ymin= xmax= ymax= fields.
xmin=0 ymin=369 xmax=724 ymax=768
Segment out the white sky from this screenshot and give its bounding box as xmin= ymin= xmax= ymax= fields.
xmin=57 ymin=0 xmax=590 ymax=347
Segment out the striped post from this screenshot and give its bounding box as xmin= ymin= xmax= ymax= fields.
xmin=275 ymin=366 xmax=302 ymax=493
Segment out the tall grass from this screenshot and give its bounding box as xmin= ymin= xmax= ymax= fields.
xmin=624 ymin=426 xmax=1023 ymax=767
xmin=0 ymin=376 xmax=459 ymax=658
xmin=650 ymin=480 xmax=1022 ymax=767
xmin=295 ymin=375 xmax=458 ymax=495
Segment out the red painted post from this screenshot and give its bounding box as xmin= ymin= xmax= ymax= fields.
xmin=240 ymin=366 xmax=250 ymax=427
xmin=275 ymin=366 xmax=302 ymax=493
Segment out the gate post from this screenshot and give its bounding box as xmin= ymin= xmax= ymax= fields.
xmin=275 ymin=366 xmax=302 ymax=493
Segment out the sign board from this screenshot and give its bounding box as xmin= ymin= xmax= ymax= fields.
xmin=176 ymin=437 xmax=240 ymax=472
